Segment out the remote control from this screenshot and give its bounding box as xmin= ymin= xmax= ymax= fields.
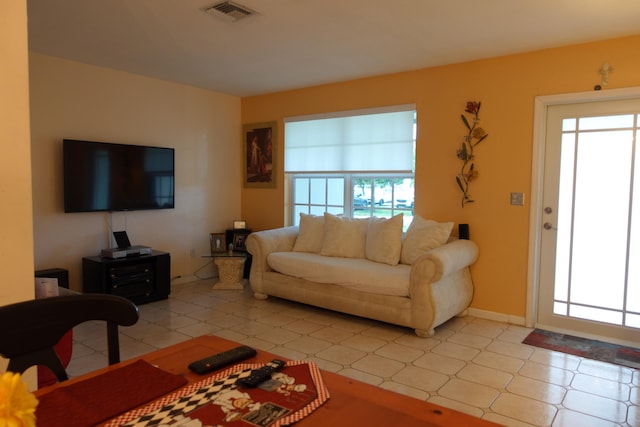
xmin=188 ymin=345 xmax=257 ymax=375
xmin=236 ymin=359 xmax=286 ymax=388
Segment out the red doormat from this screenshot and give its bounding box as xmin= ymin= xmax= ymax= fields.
xmin=523 ymin=329 xmax=640 ymax=369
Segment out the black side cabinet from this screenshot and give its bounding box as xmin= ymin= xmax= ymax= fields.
xmin=82 ymin=250 xmax=170 ymax=304
xmin=226 ymin=229 xmax=252 ymax=278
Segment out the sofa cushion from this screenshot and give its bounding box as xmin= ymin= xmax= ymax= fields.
xmin=320 ymin=213 xmax=369 ymax=258
xmin=365 ymin=214 xmax=403 ymax=265
xmin=292 ymin=213 xmax=324 ymax=253
xmin=267 ymin=252 xmax=411 ymax=297
xmin=400 ymin=215 xmax=453 ymax=264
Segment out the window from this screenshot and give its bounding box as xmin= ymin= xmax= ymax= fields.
xmin=285 ymin=105 xmax=416 ymax=228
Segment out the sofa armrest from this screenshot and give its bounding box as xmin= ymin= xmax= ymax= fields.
xmin=245 ymin=227 xmax=298 ymax=290
xmin=410 ymin=239 xmax=479 ymax=285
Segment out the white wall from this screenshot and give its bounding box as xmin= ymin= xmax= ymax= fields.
xmin=29 ymin=54 xmax=242 ymax=290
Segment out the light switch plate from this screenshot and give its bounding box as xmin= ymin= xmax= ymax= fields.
xmin=510 ymin=192 xmax=525 ymax=206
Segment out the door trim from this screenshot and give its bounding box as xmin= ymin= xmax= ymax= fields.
xmin=526 ymin=86 xmax=640 ymax=328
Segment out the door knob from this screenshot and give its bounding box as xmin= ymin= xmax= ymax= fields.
xmin=543 ymin=222 xmax=557 ymax=230
xmin=544 ymin=207 xmax=553 ymax=214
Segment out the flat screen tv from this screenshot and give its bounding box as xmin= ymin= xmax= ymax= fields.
xmin=63 ymin=139 xmax=175 ymax=213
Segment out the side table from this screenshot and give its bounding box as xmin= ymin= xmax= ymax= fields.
xmin=209 ymin=252 xmax=247 ymax=290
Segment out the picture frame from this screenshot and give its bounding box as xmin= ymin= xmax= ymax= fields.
xmin=233 ymin=220 xmax=246 ymax=229
xmin=209 ymin=233 xmax=227 ymax=253
xmin=231 ymin=230 xmax=251 ymax=252
xmin=243 ymin=121 xmax=276 ymax=188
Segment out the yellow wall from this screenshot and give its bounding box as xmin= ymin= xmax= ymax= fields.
xmin=241 ymin=35 xmax=640 ymax=319
xmin=0 ymin=0 xmax=34 ymax=306
xmin=0 ymin=0 xmax=35 ymax=383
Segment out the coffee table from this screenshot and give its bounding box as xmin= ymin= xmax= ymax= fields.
xmin=35 ymin=335 xmax=500 ymax=426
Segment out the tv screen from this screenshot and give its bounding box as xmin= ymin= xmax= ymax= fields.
xmin=63 ymin=139 xmax=175 ymax=213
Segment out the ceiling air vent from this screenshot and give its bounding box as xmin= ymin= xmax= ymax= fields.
xmin=203 ymin=1 xmax=257 ymax=22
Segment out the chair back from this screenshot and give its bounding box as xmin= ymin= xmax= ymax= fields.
xmin=0 ymin=294 xmax=139 ymax=382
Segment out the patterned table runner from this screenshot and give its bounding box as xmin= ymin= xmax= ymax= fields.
xmin=106 ymin=360 xmax=329 ymax=427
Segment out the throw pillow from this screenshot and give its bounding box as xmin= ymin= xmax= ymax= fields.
xmin=320 ymin=213 xmax=370 ymax=258
xmin=400 ymin=215 xmax=453 ymax=264
xmin=365 ymin=214 xmax=404 ymax=265
xmin=292 ymin=213 xmax=325 ymax=253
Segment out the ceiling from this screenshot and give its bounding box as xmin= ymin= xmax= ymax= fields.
xmin=27 ymin=0 xmax=640 ymax=97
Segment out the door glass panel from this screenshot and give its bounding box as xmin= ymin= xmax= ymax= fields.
xmin=553 ymin=131 xmax=575 ymax=304
xmin=628 ymin=125 xmax=640 ymax=313
xmin=578 ymin=114 xmax=634 ymax=130
xmin=570 ymin=130 xmax=632 ymax=312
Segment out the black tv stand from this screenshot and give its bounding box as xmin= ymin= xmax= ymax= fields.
xmin=82 ymin=250 xmax=170 ymax=305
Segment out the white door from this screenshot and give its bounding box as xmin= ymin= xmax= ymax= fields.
xmin=537 ymin=97 xmax=640 ymax=345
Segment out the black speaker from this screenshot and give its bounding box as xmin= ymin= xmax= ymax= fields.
xmin=458 ymin=223 xmax=470 ymax=240
xmin=35 ymin=268 xmax=69 ymax=289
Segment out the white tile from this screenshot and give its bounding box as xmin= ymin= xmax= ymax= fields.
xmin=460 ymin=321 xmax=504 ymax=339
xmin=473 ymin=350 xmax=524 ymax=373
xmin=577 ymin=358 xmax=634 ymax=383
xmin=374 ymin=342 xmax=423 ymax=363
xmin=341 ymin=334 xmax=386 ymax=352
xmin=571 ymin=373 xmax=631 ymax=401
xmin=506 ymin=375 xmax=566 ymax=404
xmin=486 ymin=339 xmax=534 ymax=360
xmin=284 ymin=336 xmax=332 ymax=354
xmin=432 ymin=341 xmax=480 ymax=361
xmin=439 ymin=378 xmax=500 ymax=408
xmin=492 ymin=393 xmax=557 ymax=426
xmin=360 ymin=324 xmax=406 ymax=341
xmin=413 ymin=352 xmax=466 ymax=375
xmin=519 ymin=360 xmax=574 ymax=387
xmin=315 ymin=344 xmax=366 ymax=366
xmin=447 ymin=331 xmax=492 ymax=349
xmin=457 ymin=363 xmax=513 ymax=389
xmin=563 ymin=389 xmax=628 ymax=423
xmin=528 ymin=347 xmax=581 ymax=371
xmin=255 ymin=328 xmax=301 ymax=345
xmin=391 ymin=366 xmax=449 ymax=392
xmin=351 ymin=354 xmax=405 ymax=378
xmin=309 ymin=326 xmax=354 ymax=343
xmin=281 ymin=319 xmax=325 ymax=335
xmin=553 ymin=408 xmax=622 ymax=427
xmin=175 ymin=322 xmax=221 ymax=338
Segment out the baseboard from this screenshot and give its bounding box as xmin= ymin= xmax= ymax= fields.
xmin=467 ymin=307 xmax=526 ymax=327
xmin=171 ymin=274 xmax=215 ymax=285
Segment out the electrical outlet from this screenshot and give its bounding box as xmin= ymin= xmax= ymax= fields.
xmin=510 ymin=192 xmax=525 ymax=206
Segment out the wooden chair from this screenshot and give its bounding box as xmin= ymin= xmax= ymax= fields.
xmin=0 ymin=294 xmax=139 ymax=383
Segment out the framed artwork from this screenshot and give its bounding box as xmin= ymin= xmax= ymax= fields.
xmin=210 ymin=233 xmax=226 ymax=253
xmin=231 ymin=230 xmax=251 ymax=252
xmin=243 ymin=121 xmax=276 ymax=188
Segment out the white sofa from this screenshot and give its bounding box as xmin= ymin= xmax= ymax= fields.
xmin=245 ymin=213 xmax=479 ymax=337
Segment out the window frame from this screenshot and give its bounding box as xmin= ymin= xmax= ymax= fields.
xmin=288 ymin=173 xmax=415 ymax=227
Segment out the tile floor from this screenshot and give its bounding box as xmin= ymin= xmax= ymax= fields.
xmin=68 ymin=279 xmax=640 ymax=426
